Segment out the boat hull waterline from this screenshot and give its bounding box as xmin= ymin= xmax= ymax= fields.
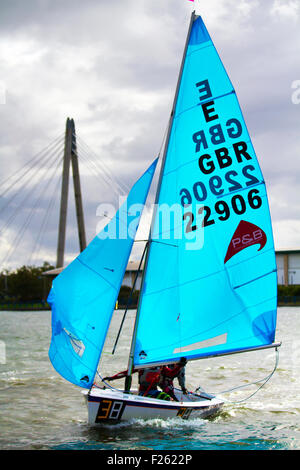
xmin=85 ymin=387 xmax=224 ymax=424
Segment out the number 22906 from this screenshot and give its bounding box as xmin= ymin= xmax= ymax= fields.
xmin=183 ymin=189 xmax=262 ymax=233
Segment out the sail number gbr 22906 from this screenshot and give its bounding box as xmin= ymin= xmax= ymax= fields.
xmin=179 ymin=78 xmax=263 ymax=233
xmin=182 ymin=188 xmax=262 ymax=232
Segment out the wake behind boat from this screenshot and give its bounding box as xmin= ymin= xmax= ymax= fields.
xmin=47 ymin=11 xmax=280 ymax=426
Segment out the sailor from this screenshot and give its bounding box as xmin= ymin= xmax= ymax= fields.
xmin=103 ymin=367 xmax=171 ymax=400
xmin=103 ymin=369 xmax=133 ymax=383
xmin=138 ymin=367 xmax=171 ymax=400
xmin=159 ymin=357 xmax=188 ymax=402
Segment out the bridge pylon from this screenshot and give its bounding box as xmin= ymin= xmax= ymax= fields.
xmin=56 ymin=118 xmax=86 ymax=268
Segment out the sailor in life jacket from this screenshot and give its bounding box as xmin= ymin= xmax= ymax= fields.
xmin=137 ymin=367 xmax=171 ymax=400
xmin=159 ymin=357 xmax=188 ymax=402
xmin=102 ymin=367 xmax=171 ymax=400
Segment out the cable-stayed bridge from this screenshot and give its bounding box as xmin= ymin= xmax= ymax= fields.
xmin=0 ymin=118 xmax=130 ymax=271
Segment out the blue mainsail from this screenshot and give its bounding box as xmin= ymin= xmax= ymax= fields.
xmin=48 ymin=159 xmax=157 ymax=388
xmin=133 ymin=16 xmax=277 ymax=367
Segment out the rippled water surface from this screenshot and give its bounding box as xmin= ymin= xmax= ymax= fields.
xmin=0 ymin=307 xmax=299 ymax=450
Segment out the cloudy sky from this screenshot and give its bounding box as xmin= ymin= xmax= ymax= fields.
xmin=0 ymin=0 xmax=299 ymax=270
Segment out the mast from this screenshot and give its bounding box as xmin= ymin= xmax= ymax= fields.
xmin=125 ymin=11 xmax=197 ymax=392
xmin=112 ymin=242 xmax=148 ymax=355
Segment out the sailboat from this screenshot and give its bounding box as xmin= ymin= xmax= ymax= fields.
xmin=48 ymin=12 xmax=281 ymax=424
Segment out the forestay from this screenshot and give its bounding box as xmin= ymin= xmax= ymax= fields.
xmin=48 ymin=159 xmax=157 ymax=388
xmin=133 ymin=16 xmax=277 ymax=367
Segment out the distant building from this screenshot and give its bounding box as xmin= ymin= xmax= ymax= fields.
xmin=44 ymin=249 xmax=300 ymax=289
xmin=126 ymin=251 xmax=300 ymax=289
xmin=276 ymin=249 xmax=300 ymax=286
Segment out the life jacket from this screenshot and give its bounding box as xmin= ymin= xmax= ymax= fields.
xmin=161 ymin=364 xmax=182 ymax=380
xmin=159 ymin=364 xmax=185 ymax=391
xmin=138 ymin=367 xmax=161 ymax=393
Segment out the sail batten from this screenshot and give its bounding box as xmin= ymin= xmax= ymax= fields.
xmin=48 ymin=159 xmax=157 ymax=388
xmin=133 ymin=15 xmax=278 ymax=368
xmin=233 ymin=269 xmax=277 ymax=290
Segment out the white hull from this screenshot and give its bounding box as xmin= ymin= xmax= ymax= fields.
xmin=85 ymin=386 xmax=224 ymax=425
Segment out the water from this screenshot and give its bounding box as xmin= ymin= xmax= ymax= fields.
xmin=0 ymin=307 xmax=299 ymax=450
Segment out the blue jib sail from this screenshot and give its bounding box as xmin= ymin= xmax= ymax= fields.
xmin=48 ymin=159 xmax=157 ymax=388
xmin=133 ymin=16 xmax=277 ymax=367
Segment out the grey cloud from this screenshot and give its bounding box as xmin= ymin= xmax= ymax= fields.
xmin=1 ymin=0 xmax=300 ymax=268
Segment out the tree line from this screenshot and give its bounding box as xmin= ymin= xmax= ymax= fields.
xmin=0 ymin=263 xmax=140 ymax=309
xmin=0 ymin=262 xmax=54 ymax=304
xmin=0 ymin=262 xmax=299 ymax=309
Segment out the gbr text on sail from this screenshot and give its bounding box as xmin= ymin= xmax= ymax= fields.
xmin=180 ymin=78 xmax=263 ymax=234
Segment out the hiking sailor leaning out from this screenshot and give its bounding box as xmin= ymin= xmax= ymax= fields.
xmin=160 ymin=357 xmax=188 ymax=402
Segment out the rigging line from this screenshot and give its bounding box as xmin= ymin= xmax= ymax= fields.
xmin=95 ymin=371 xmax=124 ymax=393
xmin=112 ymin=242 xmax=148 ymax=355
xmin=0 ymin=154 xmax=64 ymax=267
xmin=0 ymin=133 xmax=65 ymax=200
xmin=196 ymin=348 xmax=280 ymax=404
xmin=0 ymin=138 xmax=65 ymax=215
xmin=0 ymin=149 xmax=63 ymax=236
xmin=75 ymin=135 xmax=129 ymax=194
xmin=28 ymin=162 xmax=63 ymax=265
